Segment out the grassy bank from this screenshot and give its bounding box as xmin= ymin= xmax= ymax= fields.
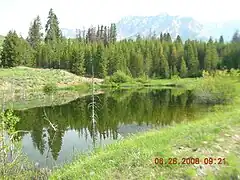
xmin=50 ymin=73 xmax=240 ymax=179
xmin=0 ymin=66 xmax=102 ymax=92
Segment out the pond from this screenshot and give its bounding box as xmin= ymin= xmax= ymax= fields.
xmin=13 ymin=88 xmax=211 ymax=168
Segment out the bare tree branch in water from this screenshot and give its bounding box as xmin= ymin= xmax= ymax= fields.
xmin=43 ymin=108 xmax=57 ymax=131
xmin=43 ymin=108 xmax=58 ymax=167
xmin=89 ymin=57 xmax=98 ymax=148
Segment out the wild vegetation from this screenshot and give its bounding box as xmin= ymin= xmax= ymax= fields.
xmin=0 ymin=110 xmax=50 ymax=179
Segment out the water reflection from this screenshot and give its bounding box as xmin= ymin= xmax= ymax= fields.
xmin=13 ymin=88 xmax=209 ymax=167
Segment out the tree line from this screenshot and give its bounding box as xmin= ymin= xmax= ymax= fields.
xmin=0 ymin=8 xmax=240 ymax=79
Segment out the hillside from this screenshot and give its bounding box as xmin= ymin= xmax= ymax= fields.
xmin=0 ymin=66 xmax=103 ymax=92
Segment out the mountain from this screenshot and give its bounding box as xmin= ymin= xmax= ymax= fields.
xmin=116 ymin=13 xmax=206 ymax=41
xmin=60 ymin=14 xmax=240 ymax=41
xmin=116 ymin=14 xmax=240 ymax=41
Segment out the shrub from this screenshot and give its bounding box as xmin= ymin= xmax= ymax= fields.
xmin=136 ymin=75 xmax=150 ymax=83
xmin=0 ymin=110 xmax=50 ymax=179
xmin=103 ymin=76 xmax=111 ymax=84
xmin=194 ymin=75 xmax=237 ymax=105
xmin=109 ymin=71 xmax=132 ymax=83
xmin=171 ymin=75 xmax=181 ymax=80
xmin=43 ymin=83 xmax=57 ymax=94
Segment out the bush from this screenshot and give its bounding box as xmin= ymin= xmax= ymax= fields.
xmin=194 ymin=75 xmax=237 ymax=104
xmin=171 ymin=75 xmax=181 ymax=80
xmin=136 ymin=75 xmax=150 ymax=83
xmin=109 ymin=71 xmax=132 ymax=83
xmin=103 ymin=76 xmax=111 ymax=84
xmin=43 ymin=83 xmax=57 ymax=94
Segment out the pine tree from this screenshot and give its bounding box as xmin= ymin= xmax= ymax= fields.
xmin=166 ymin=33 xmax=172 ymax=43
xmin=204 ymin=38 xmax=219 ymax=71
xmin=45 ymin=8 xmax=62 ymax=43
xmin=129 ymin=49 xmax=143 ymax=77
xmin=103 ymin=26 xmax=108 ymax=46
xmin=0 ymin=31 xmax=21 ymax=67
xmin=95 ymin=43 xmax=107 ymax=78
xmin=159 ymin=53 xmax=169 ymax=78
xmin=160 ymin=33 xmax=163 ymax=43
xmin=185 ymin=42 xmax=199 ymax=76
xmin=110 ymin=23 xmax=117 ymax=43
xmin=70 ymin=43 xmax=85 ymax=75
xmin=170 ymin=44 xmax=178 ymax=76
xmin=0 ymin=31 xmax=34 ymax=67
xmin=144 ymin=49 xmax=152 ymax=76
xmin=151 ymin=43 xmax=161 ymax=77
xmin=219 ymin=35 xmax=224 ymax=44
xmin=176 ymin=35 xmax=183 ymax=45
xmin=232 ymin=30 xmax=240 ymax=43
xmin=96 ymin=25 xmax=100 ymax=41
xmin=100 ymin=25 xmax=104 ymax=41
xmin=27 ymin=15 xmax=43 ymax=50
xmin=179 ymin=57 xmax=187 ymax=77
xmin=107 ymin=45 xmax=118 ymax=75
xmin=17 ymin=36 xmax=35 ymax=67
xmin=204 ymin=45 xmax=212 ymax=71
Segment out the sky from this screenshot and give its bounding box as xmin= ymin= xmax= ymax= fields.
xmin=1 ymin=0 xmax=240 ymax=37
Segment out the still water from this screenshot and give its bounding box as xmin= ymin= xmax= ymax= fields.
xmin=13 ymin=88 xmax=211 ymax=168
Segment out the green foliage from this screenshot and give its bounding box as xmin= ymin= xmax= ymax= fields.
xmin=0 ymin=31 xmax=35 ymax=68
xmin=170 ymin=75 xmax=181 ymax=80
xmin=136 ymin=75 xmax=150 ymax=83
xmin=43 ymin=83 xmax=57 ymax=94
xmin=204 ymin=38 xmax=219 ymax=71
xmin=27 ymin=15 xmax=42 ymax=50
xmin=194 ymin=72 xmax=237 ymax=104
xmin=179 ymin=57 xmax=188 ymax=77
xmin=0 ymin=110 xmax=50 ymax=179
xmin=0 ymin=110 xmax=24 ymax=178
xmin=109 ymin=70 xmax=132 ymax=83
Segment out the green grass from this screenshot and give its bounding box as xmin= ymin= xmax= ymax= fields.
xmin=50 ymin=75 xmax=240 ymax=179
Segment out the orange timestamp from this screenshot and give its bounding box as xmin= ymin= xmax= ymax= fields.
xmin=154 ymin=157 xmax=226 ymax=165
